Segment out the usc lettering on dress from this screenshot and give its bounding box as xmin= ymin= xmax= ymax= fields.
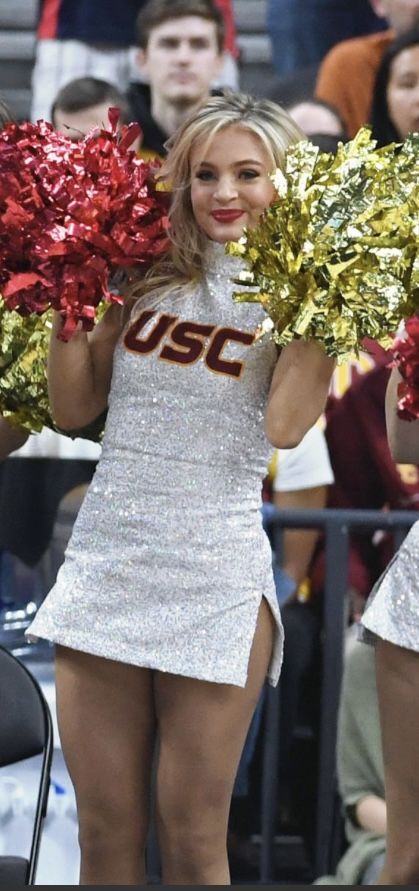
xmin=124 ymin=310 xmax=255 ymax=379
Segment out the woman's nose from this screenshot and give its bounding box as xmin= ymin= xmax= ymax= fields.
xmin=213 ymin=176 xmax=239 ymax=202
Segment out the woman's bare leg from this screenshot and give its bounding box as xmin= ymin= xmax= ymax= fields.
xmin=375 ymin=639 xmax=419 ymax=885
xmin=55 ymin=646 xmax=156 ymax=885
xmin=154 ymin=598 xmax=275 ymax=885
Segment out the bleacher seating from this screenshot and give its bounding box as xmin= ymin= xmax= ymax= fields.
xmin=0 ymin=0 xmax=274 ymax=122
xmin=0 ymin=0 xmax=37 ymax=120
xmin=234 ymin=0 xmax=275 ymax=95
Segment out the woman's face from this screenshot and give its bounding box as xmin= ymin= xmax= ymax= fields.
xmin=190 ymin=124 xmax=277 ymax=243
xmin=387 ymin=45 xmax=419 ymax=139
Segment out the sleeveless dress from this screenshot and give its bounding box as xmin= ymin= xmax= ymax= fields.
xmin=360 ymin=520 xmax=419 ymax=652
xmin=26 ymin=243 xmax=284 ymax=687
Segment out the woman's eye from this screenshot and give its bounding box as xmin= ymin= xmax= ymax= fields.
xmin=196 ymin=170 xmax=215 ymax=181
xmin=239 ymin=169 xmax=260 ymax=180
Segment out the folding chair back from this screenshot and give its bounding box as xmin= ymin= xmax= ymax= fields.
xmin=0 ymin=645 xmax=53 ymax=885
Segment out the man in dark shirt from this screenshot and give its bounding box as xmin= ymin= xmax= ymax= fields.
xmin=127 ymin=0 xmax=226 ymax=159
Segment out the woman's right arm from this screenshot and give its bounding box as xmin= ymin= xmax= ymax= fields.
xmin=385 ymin=367 xmax=419 ymax=465
xmin=265 ymin=339 xmax=336 ymax=448
xmin=48 ymin=303 xmax=125 ymax=431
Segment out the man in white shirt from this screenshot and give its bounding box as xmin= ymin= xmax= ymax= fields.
xmin=265 ymin=423 xmax=334 ymax=605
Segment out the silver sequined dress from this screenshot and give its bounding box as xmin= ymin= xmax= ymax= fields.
xmin=27 ymin=244 xmax=284 ymax=687
xmin=361 ymin=520 xmax=419 ymax=650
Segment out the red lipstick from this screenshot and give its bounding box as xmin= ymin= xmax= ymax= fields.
xmin=210 ymin=209 xmax=245 ymax=222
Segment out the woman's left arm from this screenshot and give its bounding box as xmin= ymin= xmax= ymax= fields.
xmin=265 ymin=339 xmax=336 ymax=448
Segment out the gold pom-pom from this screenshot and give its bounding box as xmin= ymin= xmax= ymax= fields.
xmin=0 ymin=298 xmax=53 ymax=432
xmin=227 ymin=128 xmax=419 ymax=363
xmin=0 ymin=297 xmax=106 ymax=437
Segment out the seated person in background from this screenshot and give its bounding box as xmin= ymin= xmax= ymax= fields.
xmin=370 ymin=24 xmax=419 ymax=146
xmin=51 ymin=76 xmax=137 ymax=143
xmin=285 ymin=97 xmax=347 ymax=153
xmin=315 ymin=640 xmax=386 ymax=885
xmin=315 ymin=0 xmax=419 ymax=137
xmin=32 ymin=0 xmax=238 ymax=124
xmin=127 ymin=0 xmax=225 ymax=160
xmin=286 ymin=98 xmax=346 ymax=139
xmin=266 ymin=423 xmax=334 ymax=607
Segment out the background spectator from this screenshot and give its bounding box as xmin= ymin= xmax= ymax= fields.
xmin=285 ymin=97 xmax=347 ymax=152
xmin=31 ymin=0 xmax=238 ymax=124
xmin=370 ymin=25 xmax=419 ymax=145
xmin=315 ymin=0 xmax=419 ymax=136
xmin=315 ymin=640 xmax=386 ymax=885
xmin=286 ymin=98 xmax=346 ymax=138
xmin=51 ymin=76 xmax=136 ymax=142
xmin=127 ymin=0 xmax=225 ymax=159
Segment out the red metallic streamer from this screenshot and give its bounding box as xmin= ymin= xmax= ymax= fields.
xmin=0 ymin=111 xmax=170 ymax=340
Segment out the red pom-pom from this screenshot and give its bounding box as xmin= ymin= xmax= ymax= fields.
xmin=392 ymin=317 xmax=419 ymax=420
xmin=0 ymin=113 xmax=170 ymax=339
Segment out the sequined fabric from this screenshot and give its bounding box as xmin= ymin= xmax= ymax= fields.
xmin=360 ymin=520 xmax=419 ymax=650
xmin=27 ymin=243 xmax=283 ymax=687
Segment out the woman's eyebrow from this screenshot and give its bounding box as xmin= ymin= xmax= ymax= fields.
xmin=234 ymin=159 xmax=265 ymax=166
xmin=194 ymin=158 xmax=265 ymax=169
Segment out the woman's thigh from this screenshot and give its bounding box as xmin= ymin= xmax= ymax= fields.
xmin=154 ymin=598 xmax=275 ymax=825
xmin=55 ymin=645 xmax=156 ymax=821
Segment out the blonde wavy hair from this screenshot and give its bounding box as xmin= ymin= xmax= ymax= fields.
xmin=128 ymin=91 xmax=304 ymax=305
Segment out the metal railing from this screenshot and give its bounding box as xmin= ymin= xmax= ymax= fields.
xmin=260 ymin=506 xmax=419 ymax=884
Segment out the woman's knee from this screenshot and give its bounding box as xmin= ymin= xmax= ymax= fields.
xmin=158 ymin=814 xmax=227 ymax=877
xmin=157 ymin=775 xmax=230 ymax=863
xmin=77 ymin=791 xmax=149 ymax=857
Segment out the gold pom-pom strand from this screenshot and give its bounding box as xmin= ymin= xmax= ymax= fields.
xmin=227 ymin=128 xmax=419 ymax=363
xmin=0 ymin=297 xmax=106 ymax=437
xmin=0 ymin=299 xmax=53 ymax=432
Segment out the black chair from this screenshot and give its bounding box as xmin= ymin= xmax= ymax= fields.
xmin=0 ymin=645 xmax=53 ymax=885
